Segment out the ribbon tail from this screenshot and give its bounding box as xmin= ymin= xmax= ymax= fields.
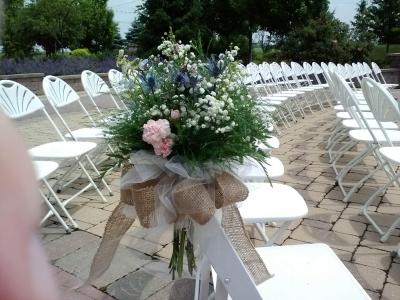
xmin=222 ymin=205 xmax=273 ymax=284
xmin=85 ymin=201 xmax=136 ymax=285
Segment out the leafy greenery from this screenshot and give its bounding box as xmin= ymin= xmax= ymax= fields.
xmin=369 ymin=0 xmax=400 ymax=53
xmin=1 ymin=0 xmax=119 ymax=57
xmin=107 ymin=31 xmax=271 ymax=169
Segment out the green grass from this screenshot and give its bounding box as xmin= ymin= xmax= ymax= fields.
xmin=368 ymin=44 xmax=400 ymax=66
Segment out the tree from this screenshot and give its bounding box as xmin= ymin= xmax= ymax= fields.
xmin=2 ymin=0 xmax=34 ymax=58
xmin=125 ymin=19 xmax=141 ymax=48
xmin=279 ymin=12 xmax=353 ymax=63
xmin=28 ymin=0 xmax=83 ymax=55
xmin=134 ymin=0 xmax=212 ymax=57
xmin=2 ymin=0 xmax=118 ymax=57
xmin=77 ymin=0 xmax=118 ymax=53
xmin=351 ymin=0 xmax=376 ymax=61
xmin=369 ymin=0 xmax=400 ymax=53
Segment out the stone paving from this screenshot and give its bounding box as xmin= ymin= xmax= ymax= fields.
xmin=12 ymin=92 xmax=400 ymax=299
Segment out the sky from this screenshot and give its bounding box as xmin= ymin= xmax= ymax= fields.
xmin=108 ymin=0 xmax=361 ymax=38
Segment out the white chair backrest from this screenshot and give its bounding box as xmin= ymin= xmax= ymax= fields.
xmin=43 ymin=75 xmax=97 ymax=128
xmin=303 ymin=62 xmax=314 ymax=75
xmin=331 ymin=72 xmax=366 ymax=128
xmin=43 ymin=75 xmax=80 ymax=108
xmin=81 ymin=70 xmax=110 ymax=98
xmin=0 ymin=80 xmax=65 ymax=140
xmin=108 ymin=69 xmax=125 ymax=92
xmin=362 ymin=77 xmax=399 ymax=123
xmin=362 ymin=77 xmax=400 ymax=147
xmin=291 ymin=62 xmax=306 ymax=76
xmin=0 ymin=80 xmax=44 ymax=119
xmin=371 ymin=62 xmax=382 ymax=75
xmin=328 ymin=62 xmax=337 ymax=72
xmin=280 ymin=62 xmax=293 ymax=77
xmin=195 ymin=211 xmax=263 ymax=300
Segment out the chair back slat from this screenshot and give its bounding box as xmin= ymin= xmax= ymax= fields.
xmin=0 ymin=80 xmax=44 ymax=119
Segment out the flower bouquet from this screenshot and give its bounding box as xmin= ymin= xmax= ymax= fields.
xmin=90 ymin=32 xmax=271 ymax=281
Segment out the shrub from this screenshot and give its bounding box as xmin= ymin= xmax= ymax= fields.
xmin=70 ymin=48 xmax=92 ymax=57
xmin=0 ymin=56 xmax=116 ymax=75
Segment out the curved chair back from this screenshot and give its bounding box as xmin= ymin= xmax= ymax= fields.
xmin=0 ymin=80 xmax=44 ymax=119
xmin=362 ymin=77 xmax=400 ymax=130
xmin=0 ymin=80 xmax=65 ymax=140
xmin=81 ymin=70 xmax=110 ymax=98
xmin=43 ymin=75 xmax=80 ymax=108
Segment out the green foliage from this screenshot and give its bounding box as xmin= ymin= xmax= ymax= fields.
xmin=70 ymin=48 xmax=92 ymax=57
xmin=107 ymin=32 xmax=271 ymax=169
xmin=131 ymin=0 xmax=331 ymax=62
xmin=279 ymin=12 xmax=354 ymax=63
xmin=2 ymin=0 xmax=119 ymax=58
xmin=369 ymin=0 xmax=400 ymax=52
xmin=350 ymin=0 xmax=377 ymax=62
xmin=370 ymin=44 xmax=400 ymax=66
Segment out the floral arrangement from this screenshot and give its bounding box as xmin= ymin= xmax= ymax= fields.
xmin=104 ymin=32 xmax=271 ymax=278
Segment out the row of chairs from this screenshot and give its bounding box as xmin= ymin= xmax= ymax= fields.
xmin=194 ymin=62 xmax=376 ymax=299
xmin=0 ymin=70 xmax=128 ymax=232
xmin=327 ymin=70 xmax=400 ymax=242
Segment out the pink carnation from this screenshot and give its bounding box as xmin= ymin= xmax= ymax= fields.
xmin=154 ymin=137 xmax=174 ymax=157
xmin=142 ymin=119 xmax=171 ymax=145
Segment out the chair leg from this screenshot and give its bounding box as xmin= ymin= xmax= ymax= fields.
xmin=265 ymin=221 xmax=291 ymax=247
xmin=80 ymin=157 xmax=108 ymax=203
xmin=39 ymin=189 xmax=71 ymax=233
xmin=43 ymin=178 xmax=78 ymax=229
xmin=85 ymin=155 xmax=114 ymax=196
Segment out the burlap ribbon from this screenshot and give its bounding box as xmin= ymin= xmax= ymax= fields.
xmin=87 ymin=157 xmax=271 ymax=286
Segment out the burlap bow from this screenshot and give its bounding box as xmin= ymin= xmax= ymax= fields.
xmin=87 ymin=151 xmax=271 ymax=286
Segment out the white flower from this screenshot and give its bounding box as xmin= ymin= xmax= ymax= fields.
xmin=199 ymin=87 xmax=205 ymax=94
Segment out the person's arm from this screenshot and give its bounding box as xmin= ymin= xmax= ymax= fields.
xmin=0 ymin=112 xmax=59 ymax=300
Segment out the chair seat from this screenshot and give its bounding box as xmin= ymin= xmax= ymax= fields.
xmin=32 ymin=161 xmax=59 ymax=180
xmin=278 ymin=91 xmax=304 ymax=96
xmin=380 ymin=147 xmax=400 ymax=165
xmin=233 ymin=156 xmax=284 ymax=181
xmin=334 ymin=104 xmax=370 ymax=112
xmin=258 ymin=136 xmax=280 ymax=151
xmin=238 ymin=183 xmax=308 ymax=223
xmin=65 ymin=127 xmax=106 ymax=140
xmin=342 ymin=119 xmax=398 ymax=130
xmin=384 ymin=83 xmax=398 ymax=89
xmin=336 ymin=111 xmax=374 ymax=119
xmin=349 ymin=129 xmax=400 ymax=143
xmin=255 ymin=243 xmax=370 ymax=300
xmin=260 ymin=106 xmax=277 ymax=113
xmin=282 ymin=89 xmax=306 ymax=97
xmin=29 ymin=141 xmax=97 ymax=159
xmin=261 ymin=96 xmax=289 ymax=101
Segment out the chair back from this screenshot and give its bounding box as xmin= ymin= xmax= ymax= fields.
xmin=0 ymin=80 xmax=65 ymax=140
xmin=43 ymin=75 xmax=97 ymax=128
xmin=81 ymin=70 xmax=110 ymax=98
xmin=108 ymin=69 xmax=125 ymax=93
xmin=195 ymin=211 xmax=263 ymax=300
xmin=362 ymin=77 xmax=400 ymax=147
xmin=43 ymin=75 xmax=80 ymax=108
xmin=0 ymin=80 xmax=44 ymax=119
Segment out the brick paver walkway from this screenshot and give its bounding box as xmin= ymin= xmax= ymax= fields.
xmin=13 ymin=93 xmax=400 ymax=299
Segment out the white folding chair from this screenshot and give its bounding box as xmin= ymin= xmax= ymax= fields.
xmin=195 ymin=210 xmax=371 ymax=300
xmin=33 ymin=160 xmax=78 ymax=232
xmin=0 ymin=80 xmax=109 ymax=205
xmin=81 ymin=70 xmax=125 ymax=116
xmin=328 ymin=74 xmax=400 ymax=203
xmin=42 ymin=75 xmax=113 ymax=196
xmin=108 ymin=69 xmax=130 ymax=110
xmin=361 ymin=77 xmax=400 ymax=241
xmin=371 ymin=62 xmax=398 ymax=89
